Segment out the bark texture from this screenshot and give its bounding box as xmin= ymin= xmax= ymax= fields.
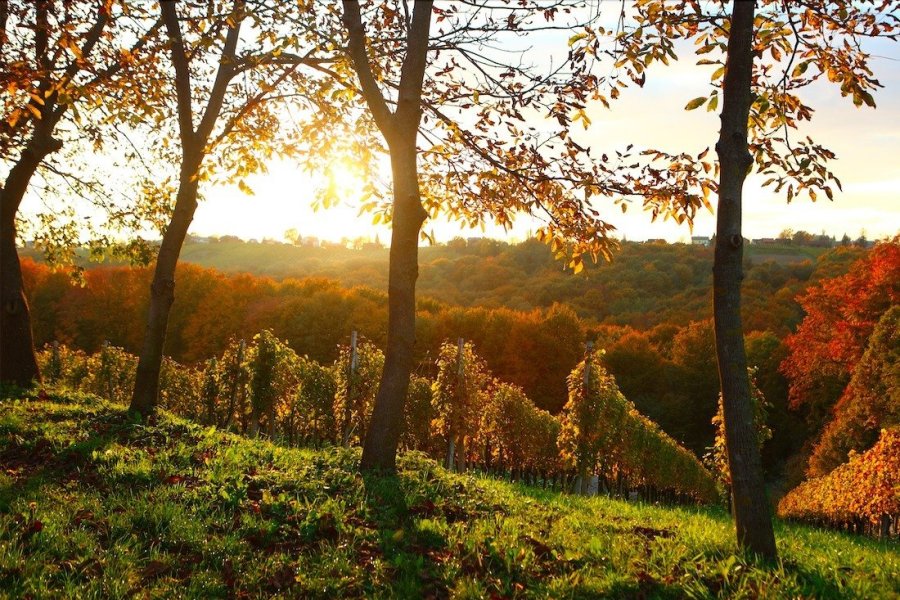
xmin=713 ymin=0 xmax=778 ymax=560
xmin=0 ymin=140 xmax=55 ymax=387
xmin=341 ymin=0 xmax=433 ymax=471
xmin=130 ymin=164 xmax=201 ymax=414
xmin=361 ymin=140 xmax=427 ymax=470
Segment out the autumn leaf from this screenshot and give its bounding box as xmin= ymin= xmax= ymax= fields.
xmin=685 ymin=97 xmax=706 ymax=111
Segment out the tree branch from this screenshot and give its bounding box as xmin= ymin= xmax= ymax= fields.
xmin=341 ymin=0 xmax=394 ymax=134
xmin=209 ymin=62 xmax=300 ymax=149
xmin=233 ymin=51 xmax=334 ymax=74
xmin=196 ymin=0 xmax=244 ymax=144
xmin=35 ymin=1 xmax=51 ymax=74
xmin=48 ymin=6 xmax=113 ymax=122
xmin=0 ymin=0 xmax=9 ymax=59
xmin=395 ymin=0 xmax=434 ymax=129
xmin=161 ymin=0 xmax=196 ymax=142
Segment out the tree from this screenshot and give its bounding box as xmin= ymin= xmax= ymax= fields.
xmin=807 ymin=306 xmax=899 ymax=477
xmin=614 ymin=0 xmax=899 ymax=557
xmin=342 ymin=1 xmax=713 ymax=471
xmin=711 ymin=0 xmax=778 ymax=560
xmin=341 ymin=0 xmax=433 ymax=470
xmin=1 ymin=0 xmax=157 ymax=386
xmin=670 ymin=319 xmax=720 ymax=452
xmin=781 ymin=241 xmax=899 ymax=433
xmin=129 ymin=1 xmax=340 ymax=415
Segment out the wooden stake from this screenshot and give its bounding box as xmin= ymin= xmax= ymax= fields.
xmin=343 ymin=331 xmax=359 ymax=447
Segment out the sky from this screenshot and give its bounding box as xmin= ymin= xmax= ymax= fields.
xmin=18 ymin=5 xmax=900 ymax=247
xmin=187 ymin=33 xmax=900 ymax=246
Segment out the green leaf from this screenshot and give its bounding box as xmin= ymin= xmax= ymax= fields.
xmin=568 ymin=32 xmax=588 ymax=47
xmin=685 ymin=97 xmax=706 ymax=111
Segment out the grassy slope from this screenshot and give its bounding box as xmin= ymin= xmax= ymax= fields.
xmin=1 ymin=392 xmax=896 ymax=599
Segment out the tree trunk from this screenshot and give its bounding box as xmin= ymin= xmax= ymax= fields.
xmin=130 ymin=0 xmax=241 ymax=417
xmin=130 ymin=162 xmax=200 ymax=416
xmin=250 ymin=411 xmax=260 ymax=437
xmin=1 ymin=0 xmax=110 ymax=388
xmin=446 ymin=437 xmax=456 ymax=471
xmin=360 ymin=138 xmax=427 ymax=471
xmin=0 ymin=136 xmax=61 ymax=387
xmin=713 ymin=0 xmax=777 ymax=560
xmin=456 ymin=435 xmax=466 ymax=472
xmin=343 ymin=0 xmax=431 ymax=472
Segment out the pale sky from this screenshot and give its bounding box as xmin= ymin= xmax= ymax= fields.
xmin=187 ymin=35 xmax=900 ymax=246
xmin=17 ymin=8 xmax=900 ymax=246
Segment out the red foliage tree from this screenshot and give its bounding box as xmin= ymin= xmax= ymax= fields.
xmin=782 ymin=241 xmax=900 ymax=432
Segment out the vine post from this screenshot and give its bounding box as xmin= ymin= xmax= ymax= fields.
xmin=342 ymin=330 xmax=358 ymax=447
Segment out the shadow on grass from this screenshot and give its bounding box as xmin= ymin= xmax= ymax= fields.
xmin=0 ymin=407 xmax=133 ymax=511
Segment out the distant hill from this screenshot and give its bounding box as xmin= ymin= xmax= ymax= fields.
xmin=21 ymin=236 xmax=855 ymax=333
xmin=174 ymin=237 xmax=852 ymax=333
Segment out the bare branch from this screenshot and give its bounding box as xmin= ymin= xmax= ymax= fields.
xmin=395 ymin=0 xmax=434 ymax=129
xmin=196 ymin=0 xmax=244 ymax=144
xmin=161 ymin=0 xmax=196 ymax=142
xmin=341 ymin=0 xmax=394 ymax=134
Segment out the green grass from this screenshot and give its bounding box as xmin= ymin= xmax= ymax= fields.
xmin=0 ymin=391 xmax=896 ymax=599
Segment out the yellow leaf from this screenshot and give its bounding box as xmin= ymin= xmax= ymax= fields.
xmin=568 ymin=32 xmax=588 ymax=47
xmin=684 ymin=97 xmax=706 ymax=111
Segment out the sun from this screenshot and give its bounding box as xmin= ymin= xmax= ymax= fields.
xmin=319 ymin=156 xmax=377 ymax=212
xmin=192 ymin=156 xmax=394 ymax=245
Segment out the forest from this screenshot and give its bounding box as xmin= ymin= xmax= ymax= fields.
xmin=1 ymin=0 xmax=898 ymax=597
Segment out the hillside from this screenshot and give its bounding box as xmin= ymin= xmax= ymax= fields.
xmin=17 ymin=239 xmax=874 ymax=477
xmin=1 ymin=391 xmax=897 ymax=598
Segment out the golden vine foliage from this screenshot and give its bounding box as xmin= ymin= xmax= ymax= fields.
xmin=705 ymin=368 xmax=772 ymax=492
xmin=478 ymin=382 xmax=561 ymax=475
xmin=333 ymin=338 xmax=385 ymax=446
xmin=778 ymin=427 xmax=899 ymax=530
xmin=431 ymin=340 xmax=491 ymax=451
xmin=559 ymin=351 xmax=717 ymax=502
xmin=37 ymin=336 xmax=721 ymax=505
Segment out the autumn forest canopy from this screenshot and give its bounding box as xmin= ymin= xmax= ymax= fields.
xmin=1 ymin=0 xmax=898 ymax=596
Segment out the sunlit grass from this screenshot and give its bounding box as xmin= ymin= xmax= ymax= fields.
xmin=0 ymin=391 xmax=896 ymax=598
